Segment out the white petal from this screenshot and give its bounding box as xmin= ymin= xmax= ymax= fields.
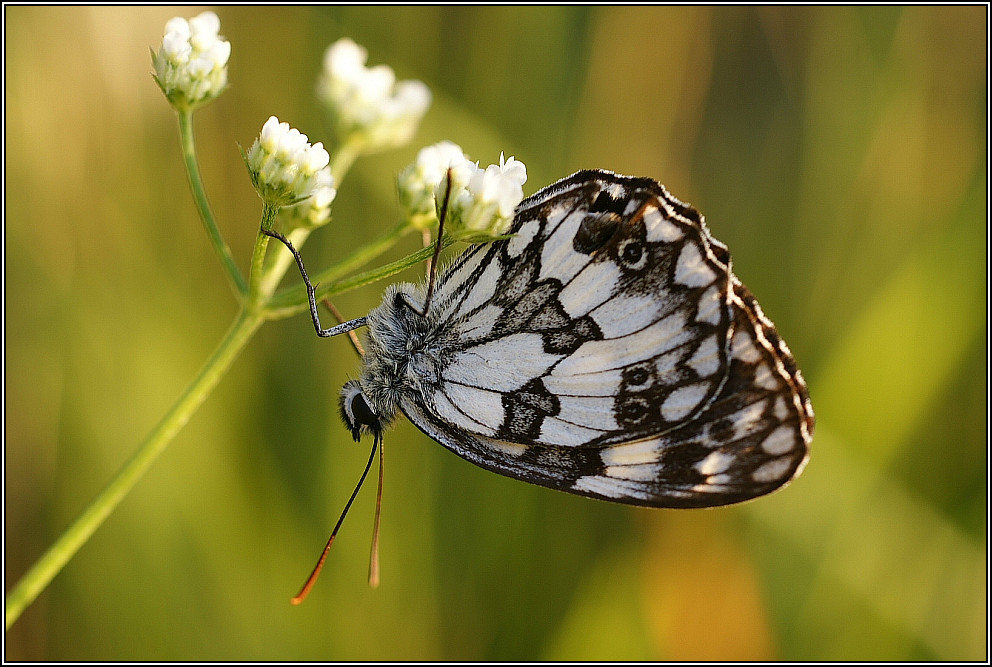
xmin=189 ymin=11 xmax=220 ymax=37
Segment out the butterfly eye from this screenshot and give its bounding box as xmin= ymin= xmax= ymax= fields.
xmin=350 ymin=393 xmax=379 ymax=430
xmin=339 ymin=380 xmax=382 ymax=441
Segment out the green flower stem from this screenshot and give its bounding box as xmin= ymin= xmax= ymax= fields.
xmin=178 ymin=110 xmax=247 ymax=297
xmin=329 ymin=136 xmax=362 ymax=182
xmin=266 ymin=234 xmax=457 ymax=316
xmin=315 ymin=242 xmax=445 ymax=297
xmin=5 ymin=310 xmax=263 ymax=629
xmin=248 ymin=204 xmax=280 ymax=306
xmin=267 ymin=219 xmax=420 ymax=310
xmin=318 ymin=221 xmax=421 ymax=284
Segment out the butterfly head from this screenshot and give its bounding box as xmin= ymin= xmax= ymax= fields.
xmin=339 ymin=380 xmax=383 ymax=442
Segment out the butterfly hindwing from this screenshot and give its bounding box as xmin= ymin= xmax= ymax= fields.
xmin=564 ymin=281 xmax=813 ymax=507
xmin=392 ymin=170 xmax=812 ymax=508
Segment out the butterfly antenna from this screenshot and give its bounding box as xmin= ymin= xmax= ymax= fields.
xmin=367 ymin=434 xmax=384 ymax=588
xmin=420 ymin=167 xmax=453 ymax=317
xmin=291 ymin=435 xmax=380 ymax=605
xmin=261 ymin=228 xmax=369 ymax=338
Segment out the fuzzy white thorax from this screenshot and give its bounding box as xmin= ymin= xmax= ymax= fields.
xmin=351 ymin=282 xmax=457 ymax=426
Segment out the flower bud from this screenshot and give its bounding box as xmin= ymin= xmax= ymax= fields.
xmin=444 ymin=153 xmax=527 ymax=238
xmin=280 ymin=166 xmax=337 ymax=230
xmin=245 ymin=116 xmax=331 ymax=211
xmin=152 ymin=11 xmax=230 ymax=111
xmin=317 ymin=38 xmax=431 ymax=154
xmin=397 ymin=141 xmax=469 ymax=225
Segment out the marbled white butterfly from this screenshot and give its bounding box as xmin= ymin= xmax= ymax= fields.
xmin=266 ymin=169 xmax=813 ymax=598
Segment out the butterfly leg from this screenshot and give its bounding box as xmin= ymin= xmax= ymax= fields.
xmin=321 ymin=297 xmax=365 ymax=357
xmin=260 ymin=228 xmax=369 ymax=337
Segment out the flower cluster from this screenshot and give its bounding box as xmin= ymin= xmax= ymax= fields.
xmin=396 ymin=141 xmax=469 ymax=225
xmin=317 ymin=38 xmax=431 ymax=153
xmin=280 ymin=166 xmax=337 ymax=230
xmin=152 ymin=11 xmax=231 ymax=110
xmin=245 ymin=116 xmax=331 ymax=211
xmin=445 ymin=153 xmax=527 ymax=237
xmin=398 ymin=142 xmax=527 ymax=238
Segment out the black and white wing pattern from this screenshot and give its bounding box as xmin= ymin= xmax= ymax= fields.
xmin=359 ymin=169 xmax=813 ymax=508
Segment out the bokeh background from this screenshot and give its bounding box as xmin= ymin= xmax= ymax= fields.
xmin=4 ymin=5 xmax=986 ymax=660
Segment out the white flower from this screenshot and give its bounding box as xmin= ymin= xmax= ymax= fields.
xmin=444 ymin=153 xmax=527 ymax=237
xmin=397 ymin=141 xmax=470 ymax=223
xmin=280 ymin=166 xmax=337 ymax=230
xmin=398 ymin=143 xmax=528 ymax=237
xmin=317 ymin=38 xmax=431 ymax=153
xmin=188 ymin=11 xmax=221 ymax=50
xmin=245 ymin=116 xmax=331 ymax=209
xmin=152 ymin=11 xmax=230 ymax=110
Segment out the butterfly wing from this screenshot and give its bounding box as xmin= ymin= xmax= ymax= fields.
xmin=399 ymin=170 xmax=813 ymax=507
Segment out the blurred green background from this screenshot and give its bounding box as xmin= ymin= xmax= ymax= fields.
xmin=4 ymin=5 xmax=986 ymax=660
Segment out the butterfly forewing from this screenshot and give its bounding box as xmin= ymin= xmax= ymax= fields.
xmin=423 ymin=174 xmax=736 ymax=443
xmin=373 ymin=170 xmax=811 ymax=508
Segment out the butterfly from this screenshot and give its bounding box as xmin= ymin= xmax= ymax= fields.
xmin=264 ymin=169 xmax=814 ymax=598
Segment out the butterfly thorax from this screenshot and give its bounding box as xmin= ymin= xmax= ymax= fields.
xmin=357 ymin=282 xmax=455 ymax=426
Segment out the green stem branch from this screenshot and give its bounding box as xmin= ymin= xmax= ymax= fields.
xmin=329 ymin=136 xmax=362 ymax=181
xmin=248 ymin=204 xmax=280 ymax=305
xmin=267 ymin=234 xmax=456 ymax=316
xmin=178 ymin=110 xmax=247 ymax=297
